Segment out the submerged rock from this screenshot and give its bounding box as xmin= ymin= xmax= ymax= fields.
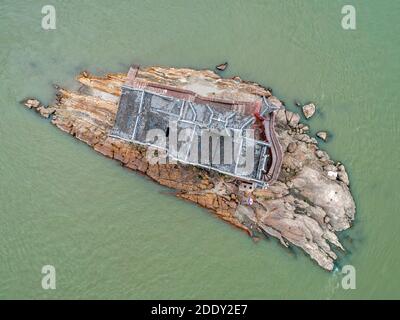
xmin=21 ymin=65 xmax=355 ymax=271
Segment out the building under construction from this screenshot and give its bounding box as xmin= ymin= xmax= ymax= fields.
xmin=110 ymin=65 xmax=283 ymax=188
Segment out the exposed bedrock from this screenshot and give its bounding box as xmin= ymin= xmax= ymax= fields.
xmin=23 ymin=65 xmax=355 ymax=271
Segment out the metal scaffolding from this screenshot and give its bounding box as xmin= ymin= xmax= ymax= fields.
xmin=110 ymin=80 xmax=280 ymax=187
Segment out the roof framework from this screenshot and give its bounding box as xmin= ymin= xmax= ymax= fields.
xmin=110 ymin=66 xmax=281 ymax=187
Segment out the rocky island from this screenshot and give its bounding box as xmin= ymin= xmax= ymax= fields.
xmin=23 ymin=65 xmax=356 ymax=271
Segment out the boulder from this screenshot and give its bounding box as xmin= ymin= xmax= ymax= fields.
xmin=324 ymin=164 xmax=337 ymax=172
xmin=316 ymin=131 xmax=328 ymax=141
xmin=302 ymin=103 xmax=316 ymax=119
xmin=327 ymin=171 xmax=338 ymax=180
xmin=24 ymin=99 xmax=40 ymax=109
xmin=286 ymin=111 xmax=301 ymax=127
xmin=268 ymin=96 xmax=283 ymax=109
xmin=287 ymin=142 xmax=298 ymax=153
xmin=337 ymin=165 xmax=350 ymax=186
xmin=216 ymin=62 xmax=228 ymax=71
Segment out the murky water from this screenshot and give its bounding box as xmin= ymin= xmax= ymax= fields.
xmin=1 ymin=0 xmax=399 ymax=299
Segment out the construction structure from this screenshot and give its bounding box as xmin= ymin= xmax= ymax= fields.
xmin=110 ymin=65 xmax=283 ymax=188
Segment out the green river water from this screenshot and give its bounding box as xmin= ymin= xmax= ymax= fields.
xmin=1 ymin=0 xmax=399 ymax=299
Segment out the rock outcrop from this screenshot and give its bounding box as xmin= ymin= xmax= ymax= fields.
xmin=302 ymin=103 xmax=316 ymax=119
xmin=317 ymin=131 xmax=328 ymax=141
xmin=22 ymin=65 xmax=355 ymax=271
xmin=216 ymin=62 xmax=228 ymax=71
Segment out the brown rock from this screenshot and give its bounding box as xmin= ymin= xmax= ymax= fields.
xmin=24 ymin=99 xmax=41 ymax=109
xmin=268 ymin=96 xmax=283 ymax=109
xmin=216 ymin=62 xmax=228 ymax=71
xmin=287 ymin=142 xmax=298 ymax=153
xmin=337 ymin=165 xmax=350 ymax=186
xmin=37 ymin=106 xmax=56 ymax=118
xmin=286 ymin=111 xmax=301 ymax=127
xmin=316 ymin=131 xmax=328 ymax=141
xmin=275 ymin=108 xmax=287 ymax=125
xmin=302 ymin=103 xmax=316 ymax=119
